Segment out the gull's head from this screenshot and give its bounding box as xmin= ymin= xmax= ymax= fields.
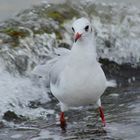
xmin=72 ymin=17 xmax=92 ymax=43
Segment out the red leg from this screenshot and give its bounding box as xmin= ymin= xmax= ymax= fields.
xmin=99 ymin=106 xmax=106 ymax=127
xmin=60 ymin=112 xmax=67 ymax=130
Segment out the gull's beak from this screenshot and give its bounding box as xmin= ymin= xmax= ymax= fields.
xmin=74 ymin=32 xmax=82 ymax=42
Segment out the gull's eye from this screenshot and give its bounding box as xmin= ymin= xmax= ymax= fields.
xmin=72 ymin=27 xmax=75 ymax=32
xmin=85 ymin=25 xmax=89 ymax=32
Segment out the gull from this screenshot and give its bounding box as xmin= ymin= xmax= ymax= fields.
xmin=33 ymin=17 xmax=116 ymax=130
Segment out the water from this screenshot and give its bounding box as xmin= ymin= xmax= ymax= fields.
xmin=0 ymin=0 xmax=140 ymax=139
xmin=0 ymin=0 xmax=140 ymax=21
xmin=0 ymin=85 xmax=139 ymax=140
xmin=0 ymin=0 xmax=42 ymax=21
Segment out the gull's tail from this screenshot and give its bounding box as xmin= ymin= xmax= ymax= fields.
xmin=106 ymin=80 xmax=117 ymax=88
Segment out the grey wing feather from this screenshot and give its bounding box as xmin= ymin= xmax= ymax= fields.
xmin=49 ymin=54 xmax=68 ymax=86
xmin=31 ymin=47 xmax=70 ymax=87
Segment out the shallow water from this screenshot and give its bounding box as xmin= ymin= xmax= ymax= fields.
xmin=0 ymin=84 xmax=139 ymax=140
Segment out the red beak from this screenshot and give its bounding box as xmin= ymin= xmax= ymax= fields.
xmin=74 ymin=32 xmax=82 ymax=42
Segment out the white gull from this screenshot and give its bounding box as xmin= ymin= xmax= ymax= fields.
xmin=33 ymin=17 xmax=116 ymax=130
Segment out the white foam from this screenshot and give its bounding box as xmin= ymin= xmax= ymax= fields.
xmin=0 ymin=69 xmax=50 ymax=119
xmin=11 ymin=134 xmax=22 ymax=139
xmin=63 ymin=2 xmax=140 ymax=67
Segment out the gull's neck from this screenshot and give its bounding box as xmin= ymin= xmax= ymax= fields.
xmin=71 ymin=32 xmax=97 ymax=61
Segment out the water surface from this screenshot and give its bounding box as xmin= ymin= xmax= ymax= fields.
xmin=0 ymin=0 xmax=140 ymax=21
xmin=0 ymin=0 xmax=41 ymax=21
xmin=0 ymin=85 xmax=140 ymax=140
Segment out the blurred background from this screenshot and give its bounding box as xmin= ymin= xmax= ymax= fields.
xmin=0 ymin=0 xmax=140 ymax=140
xmin=0 ymin=0 xmax=140 ymax=21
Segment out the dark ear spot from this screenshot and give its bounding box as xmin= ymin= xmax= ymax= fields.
xmin=85 ymin=25 xmax=89 ymax=32
xmin=72 ymin=27 xmax=75 ymax=32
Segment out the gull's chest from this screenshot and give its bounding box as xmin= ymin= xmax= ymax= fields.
xmin=60 ymin=59 xmax=105 ymax=91
xmin=63 ymin=64 xmax=93 ymax=85
xmin=58 ymin=61 xmax=106 ymax=106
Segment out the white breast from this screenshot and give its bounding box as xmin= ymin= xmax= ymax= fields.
xmin=51 ymin=55 xmax=107 ymax=107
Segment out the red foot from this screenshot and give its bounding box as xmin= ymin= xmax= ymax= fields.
xmin=99 ymin=106 xmax=106 ymax=126
xmin=60 ymin=112 xmax=67 ymax=130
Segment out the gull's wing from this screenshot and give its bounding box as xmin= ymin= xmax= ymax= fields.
xmin=49 ymin=54 xmax=69 ymax=86
xmin=31 ymin=47 xmax=70 ymax=88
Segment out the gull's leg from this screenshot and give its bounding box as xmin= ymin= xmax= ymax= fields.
xmin=60 ymin=112 xmax=66 ymax=130
xmin=99 ymin=106 xmax=106 ymax=126
xmin=97 ymin=98 xmax=106 ymax=126
xmin=60 ymin=103 xmax=68 ymax=131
